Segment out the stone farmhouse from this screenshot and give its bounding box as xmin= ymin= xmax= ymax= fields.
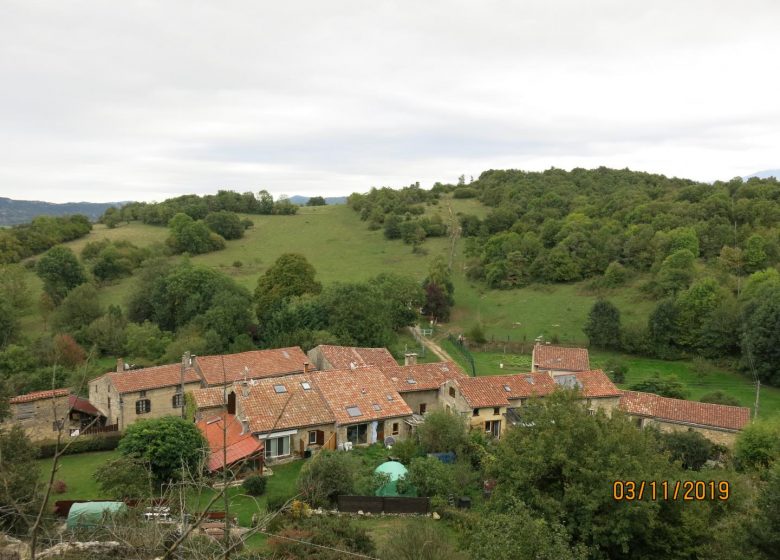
xmin=193 ymin=366 xmax=413 ymax=463
xmin=89 ymin=347 xmax=310 ymax=431
xmin=451 ymin=370 xmax=621 ymax=438
xmin=619 ymin=390 xmax=751 ymax=446
xmin=5 ymin=343 xmax=751 ymax=453
xmin=4 ymin=388 xmax=104 ymax=441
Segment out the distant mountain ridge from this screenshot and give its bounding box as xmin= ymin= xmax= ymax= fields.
xmin=743 ymin=169 xmax=780 ymax=180
xmin=287 ymin=195 xmax=347 ymax=205
xmin=0 ymin=197 xmax=128 ymax=226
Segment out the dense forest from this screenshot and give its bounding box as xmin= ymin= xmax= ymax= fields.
xmin=348 ymin=168 xmax=780 ymax=385
xmin=0 ymin=215 xmax=92 ymax=264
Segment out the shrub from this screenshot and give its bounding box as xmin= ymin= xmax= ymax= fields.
xmin=467 ymin=323 xmax=487 ymax=344
xmin=407 ymin=456 xmax=455 ymax=498
xmin=602 ymin=261 xmax=628 ymax=287
xmin=51 ymin=480 xmax=67 ymax=494
xmin=603 ymin=359 xmax=628 ymax=384
xmin=267 ymin=492 xmax=296 ymax=512
xmin=297 ymin=451 xmax=357 ymax=507
xmin=629 ymin=376 xmax=688 ymax=399
xmin=242 ymin=475 xmax=267 ymax=496
xmin=453 ymin=187 xmax=477 ymax=199
xmin=232 ymin=260 xmax=243 ymax=268
xmin=37 ymin=433 xmax=123 ymax=458
xmin=699 ymin=391 xmax=741 ymax=407
xmin=391 ymin=437 xmax=424 ymax=465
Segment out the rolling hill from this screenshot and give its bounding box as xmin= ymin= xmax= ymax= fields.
xmin=0 ymin=197 xmax=129 ymax=226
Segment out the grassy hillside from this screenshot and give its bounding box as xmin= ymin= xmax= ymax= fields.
xmin=13 ymin=195 xmax=773 ymax=416
xmin=17 ymin=198 xmax=648 ymax=344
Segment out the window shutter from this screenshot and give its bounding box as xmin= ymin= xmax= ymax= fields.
xmin=136 ymin=400 xmax=142 ymax=414
xmin=146 ymin=399 xmax=151 ymax=413
xmin=316 ymin=430 xmax=325 ymax=445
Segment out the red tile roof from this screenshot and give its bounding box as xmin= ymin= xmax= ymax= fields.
xmin=533 ymin=344 xmax=590 ymax=372
xmin=237 ymin=374 xmax=336 ymax=434
xmin=572 ymin=370 xmax=622 ymax=398
xmin=313 ymin=367 xmax=412 ymax=425
xmin=456 ymin=373 xmax=556 ymax=408
xmin=192 ymin=387 xmax=226 ymax=410
xmin=315 ymin=345 xmax=398 ymax=370
xmin=455 ymin=369 xmax=618 ymax=408
xmin=68 ymin=395 xmax=101 ymax=416
xmin=619 ymin=390 xmax=751 ymax=432
xmin=382 ymin=362 xmax=467 ymax=392
xmin=107 ymin=364 xmax=201 ymax=394
xmin=196 ymin=412 xmax=263 ymax=472
xmin=196 ymin=348 xmax=310 ymax=386
xmin=10 ymin=388 xmax=70 ymax=404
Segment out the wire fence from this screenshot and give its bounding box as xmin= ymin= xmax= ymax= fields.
xmin=447 ymin=335 xmax=476 ymax=376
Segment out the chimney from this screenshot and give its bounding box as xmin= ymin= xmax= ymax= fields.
xmin=303 ymin=361 xmax=310 ymax=374
xmin=241 ymin=381 xmax=250 ymax=398
xmin=404 ymin=353 xmax=418 ymax=366
xmin=116 ymin=358 xmax=124 ymax=373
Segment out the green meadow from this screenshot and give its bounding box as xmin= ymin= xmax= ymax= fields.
xmin=14 ymin=196 xmax=774 ymax=415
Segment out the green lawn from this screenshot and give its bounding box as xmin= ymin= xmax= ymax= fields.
xmin=37 ymin=450 xmax=121 ymax=501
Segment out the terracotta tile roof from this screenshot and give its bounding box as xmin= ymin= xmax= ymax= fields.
xmin=107 ymin=363 xmax=201 ymax=394
xmin=619 ymin=390 xmax=751 ymax=432
xmin=196 ymin=348 xmax=310 ymax=386
xmin=314 ymin=345 xmax=398 ymax=370
xmin=456 ymin=373 xmax=556 ymax=408
xmin=455 ymin=369 xmax=618 ymax=408
xmin=196 ymin=412 xmax=263 ymax=472
xmin=192 ymin=387 xmax=226 ymax=410
xmin=237 ymin=374 xmax=336 ymax=434
xmin=533 ymin=344 xmax=590 ymax=372
xmin=68 ymin=395 xmax=101 ymax=416
xmin=10 ymin=388 xmax=70 ymax=404
xmin=381 ymin=362 xmax=467 ymax=392
xmin=568 ymin=370 xmax=621 ymax=398
xmin=312 ymin=367 xmax=412 ymax=425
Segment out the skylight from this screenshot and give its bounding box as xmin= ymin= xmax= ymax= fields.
xmin=504 ymin=385 xmax=511 ymax=392
xmin=273 ymin=384 xmax=287 ymax=393
xmin=346 ymin=406 xmax=362 ymax=417
xmin=525 ymin=376 xmax=535 ymax=385
xmin=406 ymin=378 xmax=417 ymax=385
xmin=386 ymin=394 xmax=394 ymax=401
xmin=301 ymin=382 xmax=311 ymax=391
xmin=372 ymin=403 xmax=381 ymax=411
xmin=282 ymin=350 xmax=290 ymax=359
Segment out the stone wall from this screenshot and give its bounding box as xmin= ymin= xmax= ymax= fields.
xmin=641 ymin=418 xmax=739 ymax=447
xmin=6 ymin=395 xmax=69 ymax=441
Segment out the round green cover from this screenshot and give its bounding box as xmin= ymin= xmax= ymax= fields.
xmin=374 ymin=461 xmax=410 ymax=496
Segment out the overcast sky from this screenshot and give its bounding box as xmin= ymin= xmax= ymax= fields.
xmin=1 ymin=1 xmax=779 ymax=203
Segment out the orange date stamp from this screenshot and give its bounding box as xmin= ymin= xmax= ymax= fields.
xmin=612 ymin=480 xmax=730 ymax=501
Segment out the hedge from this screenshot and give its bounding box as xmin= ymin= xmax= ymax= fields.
xmin=37 ymin=432 xmax=123 ymax=458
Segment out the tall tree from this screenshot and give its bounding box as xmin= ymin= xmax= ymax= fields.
xmin=118 ymin=416 xmax=206 ymax=483
xmin=584 ymin=299 xmax=621 ymax=349
xmin=254 ymin=253 xmax=322 ymax=320
xmin=35 ymin=246 xmax=87 ymax=304
xmin=423 ymin=256 xmax=454 ymax=322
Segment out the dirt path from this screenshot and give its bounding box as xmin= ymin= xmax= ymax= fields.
xmin=408 ymin=325 xmax=455 ymax=362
